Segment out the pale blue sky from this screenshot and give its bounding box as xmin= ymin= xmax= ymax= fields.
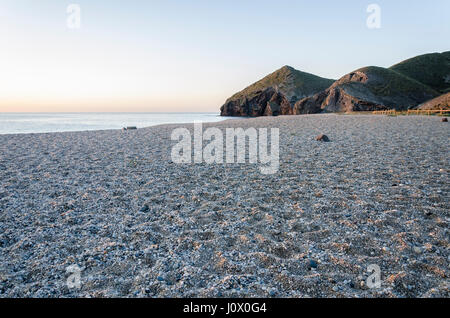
xmin=0 ymin=0 xmax=448 ymax=111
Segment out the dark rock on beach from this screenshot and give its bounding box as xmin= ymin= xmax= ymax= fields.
xmin=308 ymin=260 xmax=318 ymax=269
xmin=315 ymin=134 xmax=330 ymax=142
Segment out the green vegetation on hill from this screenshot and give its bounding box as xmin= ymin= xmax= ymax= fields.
xmin=294 ymin=65 xmax=440 ymax=113
xmin=389 ymin=51 xmax=450 ymax=93
xmin=355 ymin=66 xmax=439 ymax=98
xmin=226 ymin=66 xmax=334 ymax=104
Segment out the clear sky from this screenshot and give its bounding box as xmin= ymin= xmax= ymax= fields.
xmin=0 ymin=0 xmax=449 ymax=112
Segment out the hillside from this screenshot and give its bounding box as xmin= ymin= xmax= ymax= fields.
xmin=389 ymin=51 xmax=450 ymax=93
xmin=220 ymin=66 xmax=334 ymax=116
xmin=294 ymin=66 xmax=439 ymax=114
xmin=417 ymin=92 xmax=450 ymax=110
xmin=220 ymin=51 xmax=449 ymax=116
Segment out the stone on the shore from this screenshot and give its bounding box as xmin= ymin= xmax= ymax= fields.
xmin=315 ymin=134 xmax=330 ymax=142
xmin=308 ymin=259 xmax=318 ymax=269
xmin=442 ymin=117 xmax=448 ymax=122
xmin=157 ymin=276 xmax=165 ymax=282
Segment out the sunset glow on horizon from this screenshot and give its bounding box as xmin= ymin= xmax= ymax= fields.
xmin=1 ymin=0 xmax=449 ymax=112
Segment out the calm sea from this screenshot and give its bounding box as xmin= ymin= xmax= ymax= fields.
xmin=0 ymin=112 xmax=233 ymax=135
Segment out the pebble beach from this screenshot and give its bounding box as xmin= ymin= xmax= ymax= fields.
xmin=0 ymin=114 xmax=448 ymax=298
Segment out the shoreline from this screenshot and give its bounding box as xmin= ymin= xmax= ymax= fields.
xmin=0 ymin=112 xmax=231 ymax=136
xmin=1 ymin=112 xmax=447 ymax=136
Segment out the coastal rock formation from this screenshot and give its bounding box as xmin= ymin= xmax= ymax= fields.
xmin=221 ymin=51 xmax=449 ymax=116
xmin=263 ymin=89 xmax=293 ymax=116
xmin=220 ymin=87 xmax=292 ymax=117
xmin=416 ymin=92 xmax=450 ymax=110
xmin=220 ymin=66 xmax=334 ymax=116
xmin=294 ymin=67 xmax=439 ymax=114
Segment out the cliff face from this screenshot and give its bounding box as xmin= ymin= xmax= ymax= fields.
xmin=220 ymin=51 xmax=449 ymax=116
xmin=220 ymin=87 xmax=292 ymax=117
xmin=220 ymin=66 xmax=334 ymax=116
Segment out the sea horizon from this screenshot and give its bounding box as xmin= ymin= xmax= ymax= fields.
xmin=0 ymin=112 xmax=231 ymax=135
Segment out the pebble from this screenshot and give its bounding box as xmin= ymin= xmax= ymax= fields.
xmin=308 ymin=260 xmax=318 ymax=269
xmin=315 ymin=134 xmax=330 ymax=142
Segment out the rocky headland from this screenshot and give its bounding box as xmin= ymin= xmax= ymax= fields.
xmin=221 ymin=51 xmax=450 ymax=116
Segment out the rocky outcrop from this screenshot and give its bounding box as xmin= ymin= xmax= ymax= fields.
xmin=220 ymin=87 xmax=292 ymax=117
xmin=294 ymin=67 xmax=439 ymax=114
xmin=220 ymin=66 xmax=334 ymax=116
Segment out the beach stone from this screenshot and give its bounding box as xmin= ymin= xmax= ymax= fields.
xmin=127 ymin=126 xmax=138 ymax=130
xmin=413 ymin=246 xmax=422 ymax=254
xmin=315 ymin=134 xmax=330 ymax=142
xmin=308 ymin=259 xmax=318 ymax=269
xmin=442 ymin=118 xmax=448 ymax=122
xmin=140 ymin=204 xmax=150 ymax=212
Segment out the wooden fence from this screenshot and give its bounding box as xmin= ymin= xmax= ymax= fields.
xmin=372 ymin=109 xmax=450 ymax=116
